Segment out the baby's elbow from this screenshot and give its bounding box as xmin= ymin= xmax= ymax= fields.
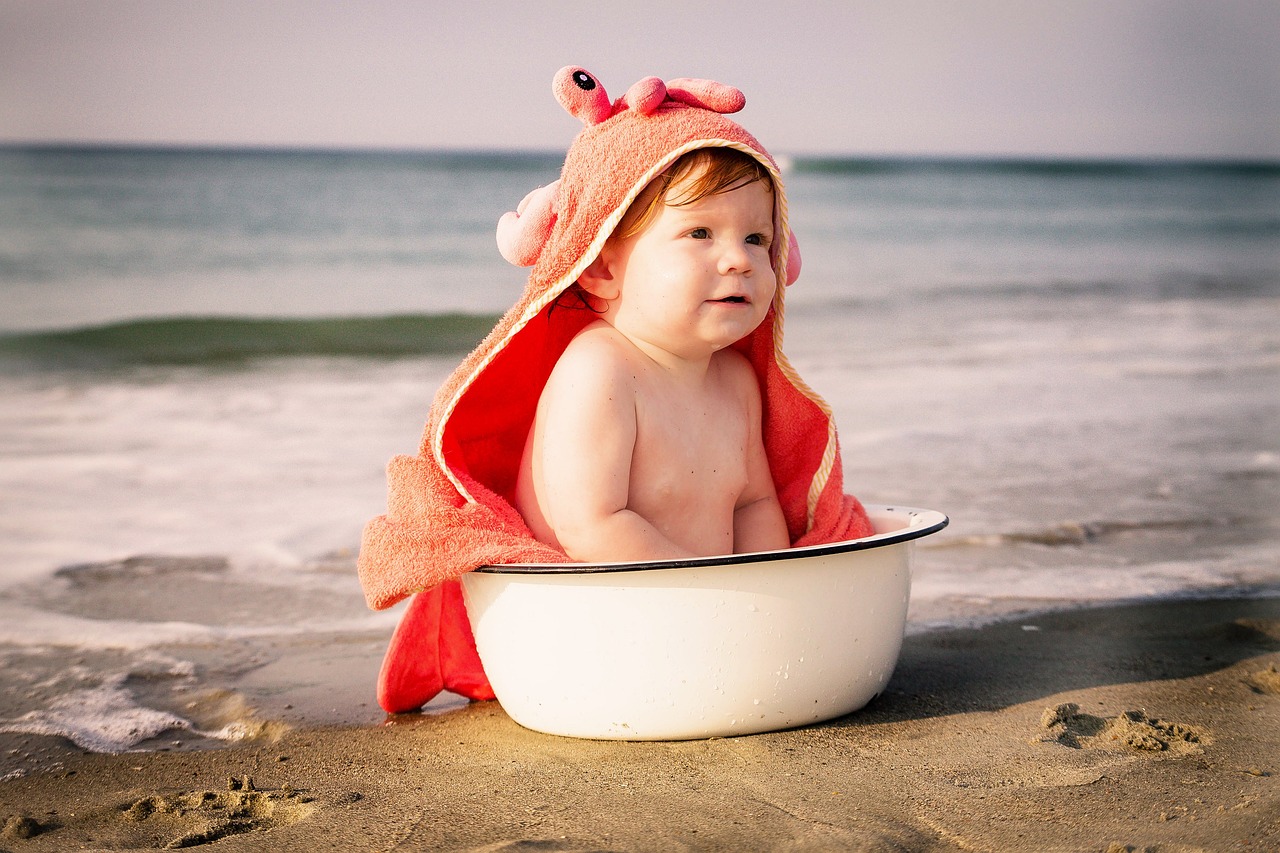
xmin=560 ymin=539 xmax=612 ymax=564
xmin=550 ymin=516 xmax=609 ymax=563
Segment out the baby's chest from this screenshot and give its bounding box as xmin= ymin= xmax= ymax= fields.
xmin=630 ymin=405 xmax=750 ymax=499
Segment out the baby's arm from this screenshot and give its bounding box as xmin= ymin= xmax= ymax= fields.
xmin=729 ymin=356 xmax=790 ymax=554
xmin=734 ymin=491 xmax=790 ymax=553
xmin=532 ymin=331 xmax=696 ymax=563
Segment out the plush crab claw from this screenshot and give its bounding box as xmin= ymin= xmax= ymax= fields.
xmin=496 ymin=180 xmax=560 ymax=267
xmin=784 ymin=231 xmax=802 ymax=286
xmin=623 ymin=76 xmax=667 ymax=115
xmin=666 ymin=78 xmax=746 ymax=114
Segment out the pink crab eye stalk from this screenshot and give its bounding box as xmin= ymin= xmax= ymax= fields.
xmin=553 ymin=66 xmax=613 ymax=126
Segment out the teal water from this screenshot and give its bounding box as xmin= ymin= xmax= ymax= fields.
xmin=2 ymin=146 xmax=1276 ymax=364
xmin=0 ymin=147 xmax=556 ymax=337
xmin=0 ymin=314 xmax=500 ymax=370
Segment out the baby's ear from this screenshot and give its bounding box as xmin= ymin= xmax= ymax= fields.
xmin=576 ymin=249 xmax=621 ymax=301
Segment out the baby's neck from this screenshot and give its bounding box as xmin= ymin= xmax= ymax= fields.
xmin=608 ymin=325 xmax=721 ymax=382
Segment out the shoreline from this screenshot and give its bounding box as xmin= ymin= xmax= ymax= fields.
xmin=2 ymin=596 xmax=1277 ymax=851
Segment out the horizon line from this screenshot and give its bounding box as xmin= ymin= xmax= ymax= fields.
xmin=2 ymin=140 xmax=1278 ymax=170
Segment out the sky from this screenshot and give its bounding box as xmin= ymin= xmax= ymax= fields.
xmin=2 ymin=0 xmax=1278 ymax=161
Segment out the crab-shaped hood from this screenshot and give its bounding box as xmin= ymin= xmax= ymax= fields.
xmin=496 ymin=67 xmax=801 ymax=288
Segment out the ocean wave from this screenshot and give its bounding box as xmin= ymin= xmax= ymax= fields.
xmin=0 ymin=313 xmax=499 ymax=370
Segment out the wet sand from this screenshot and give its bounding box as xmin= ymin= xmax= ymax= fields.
xmin=2 ymin=596 xmax=1277 ymax=852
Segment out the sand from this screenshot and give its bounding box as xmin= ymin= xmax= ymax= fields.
xmin=1 ymin=596 xmax=1277 ymax=852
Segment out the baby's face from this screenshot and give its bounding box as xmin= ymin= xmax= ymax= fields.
xmin=604 ymin=174 xmax=777 ymax=361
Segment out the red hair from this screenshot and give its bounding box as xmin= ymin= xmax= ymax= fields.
xmin=614 ymin=147 xmax=774 ymax=241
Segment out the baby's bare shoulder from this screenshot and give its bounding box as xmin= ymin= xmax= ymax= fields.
xmin=545 ymin=323 xmax=640 ymax=393
xmin=712 ymin=347 xmax=761 ymax=395
xmin=561 ymin=320 xmax=628 ymax=356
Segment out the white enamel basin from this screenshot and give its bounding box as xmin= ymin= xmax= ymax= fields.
xmin=461 ymin=504 xmax=947 ymax=740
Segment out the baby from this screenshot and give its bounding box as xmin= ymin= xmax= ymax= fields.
xmin=515 ymin=147 xmax=790 ymax=561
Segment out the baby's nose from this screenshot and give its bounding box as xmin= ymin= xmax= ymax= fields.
xmin=717 ymin=242 xmax=753 ymax=275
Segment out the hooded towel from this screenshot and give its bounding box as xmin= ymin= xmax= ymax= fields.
xmin=358 ymin=67 xmax=873 ymax=713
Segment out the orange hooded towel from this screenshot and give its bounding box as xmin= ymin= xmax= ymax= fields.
xmin=358 ymin=67 xmax=874 ymax=713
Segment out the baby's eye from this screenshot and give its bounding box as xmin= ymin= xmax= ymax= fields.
xmin=746 ymin=233 xmax=771 ymax=247
xmin=688 ymin=228 xmax=710 ymax=239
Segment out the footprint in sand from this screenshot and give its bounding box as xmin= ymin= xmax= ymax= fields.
xmin=1038 ymin=703 xmax=1205 ymax=754
xmin=2 ymin=814 xmax=48 ymax=840
xmin=1247 ymin=662 xmax=1280 ymax=695
xmin=119 ymin=775 xmax=317 ymax=848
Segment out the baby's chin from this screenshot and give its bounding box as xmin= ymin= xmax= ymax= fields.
xmin=704 ymin=300 xmax=768 ymax=328
xmin=701 ymin=323 xmax=768 ymax=353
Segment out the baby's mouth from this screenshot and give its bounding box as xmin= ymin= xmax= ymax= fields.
xmin=713 ymin=296 xmax=748 ymax=304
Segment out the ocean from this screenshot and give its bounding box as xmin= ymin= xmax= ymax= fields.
xmin=1 ymin=147 xmax=1277 ymax=765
